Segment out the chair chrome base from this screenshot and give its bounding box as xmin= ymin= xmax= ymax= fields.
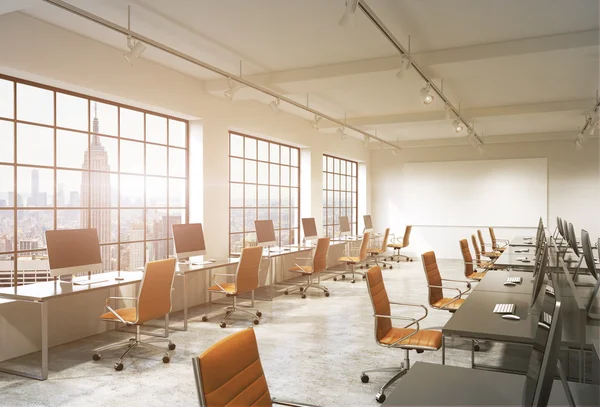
xmin=365 ymin=253 xmax=394 ymax=270
xmin=285 ymin=274 xmax=329 ymax=298
xmin=333 ymin=264 xmax=366 ymax=283
xmin=92 ymin=325 xmax=173 ymax=370
xmin=389 ymin=248 xmax=412 ymax=263
xmin=360 ymin=349 xmax=410 ymax=403
xmin=209 ymin=296 xmax=262 ymax=328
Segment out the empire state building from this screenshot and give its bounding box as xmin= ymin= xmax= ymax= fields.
xmin=81 ymin=104 xmax=112 ymax=270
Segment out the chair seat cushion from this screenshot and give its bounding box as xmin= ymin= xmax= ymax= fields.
xmin=468 ymin=271 xmax=486 ymax=280
xmin=432 ymin=297 xmax=465 ymax=311
xmin=289 ymin=265 xmax=313 ymax=273
xmin=367 ymin=249 xmax=384 ymax=254
xmin=100 ymin=307 xmax=137 ymax=323
xmin=207 ymin=283 xmax=237 ymax=294
xmin=380 ymin=327 xmax=442 ymax=350
xmin=387 ymin=244 xmax=404 ymax=249
xmin=495 ymin=247 xmax=506 ymax=253
xmin=338 ymin=256 xmax=360 ymax=263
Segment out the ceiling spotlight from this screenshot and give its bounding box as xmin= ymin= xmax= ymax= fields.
xmin=395 ymin=55 xmax=411 ymax=80
xmin=337 ymin=127 xmax=347 ymax=140
xmin=123 ymin=35 xmax=146 ymax=65
xmin=363 ymin=135 xmax=370 ymax=148
xmin=420 ymin=83 xmax=434 ymax=105
xmin=224 ymin=78 xmax=239 ymax=100
xmin=477 ymin=143 xmax=485 ymax=154
xmin=452 ymin=120 xmax=464 ymax=133
xmin=312 ymin=114 xmax=323 ymax=130
xmin=269 ymin=98 xmax=280 ymax=113
xmin=574 ymin=139 xmax=584 ymax=150
xmin=339 ymin=0 xmax=359 ymax=28
xmin=391 ymin=149 xmax=397 ymax=156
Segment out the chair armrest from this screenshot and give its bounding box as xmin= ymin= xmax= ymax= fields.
xmin=213 ymin=273 xmax=235 ymax=278
xmin=373 ymin=314 xmax=421 ymax=346
xmin=105 ymin=296 xmax=137 ymax=304
xmin=104 ymin=297 xmax=137 ymax=324
xmin=390 ymin=236 xmax=404 ymax=244
xmin=441 ymin=278 xmax=472 ymax=290
xmin=427 ymin=285 xmax=463 ymax=298
xmin=389 ymin=302 xmax=429 ymax=326
xmin=272 ymin=398 xmax=320 ymax=407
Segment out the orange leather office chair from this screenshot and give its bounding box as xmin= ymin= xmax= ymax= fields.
xmin=92 ymin=258 xmax=177 ymax=371
xmin=361 ymin=266 xmax=442 ymax=403
xmin=459 ymin=239 xmax=487 ymax=281
xmin=285 ymin=237 xmax=330 ymax=298
xmin=488 ymin=227 xmax=509 ymax=253
xmin=366 ymin=228 xmax=392 ymax=269
xmin=387 ymin=225 xmax=412 ymax=262
xmin=471 ymin=235 xmax=499 ymax=270
xmin=206 ymin=246 xmax=263 ymax=328
xmin=477 ymin=229 xmax=500 ymax=259
xmin=336 ymin=232 xmax=370 ymax=283
xmin=193 ymin=328 xmax=318 ymax=407
xmin=421 ymin=251 xmax=471 ymax=313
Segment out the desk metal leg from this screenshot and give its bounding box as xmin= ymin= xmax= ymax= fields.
xmin=442 ymin=335 xmax=445 ymax=365
xmin=471 ymin=340 xmax=475 ymax=369
xmin=182 ymin=273 xmax=188 ymax=331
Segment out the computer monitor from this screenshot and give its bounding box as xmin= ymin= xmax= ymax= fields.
xmin=255 ymin=220 xmax=277 ymax=247
xmin=562 ymin=219 xmax=569 ymax=242
xmin=301 ymin=218 xmax=318 ymax=241
xmin=363 ymin=215 xmax=373 ymax=232
xmin=530 ymin=242 xmax=549 ymax=308
xmin=567 ymin=222 xmax=579 ymax=256
xmin=522 ymin=297 xmax=563 ymax=407
xmin=535 ymin=217 xmax=544 ymax=244
xmin=172 ymin=223 xmax=206 ymax=261
xmin=339 ymin=216 xmax=351 ymax=236
xmin=46 ymin=229 xmax=102 ymax=278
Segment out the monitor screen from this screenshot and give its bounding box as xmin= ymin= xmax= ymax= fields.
xmin=172 ymin=223 xmax=206 ymax=260
xmin=46 ymin=229 xmax=102 ymax=277
xmin=339 ymin=216 xmax=351 ymax=234
xmin=530 ymin=242 xmax=548 ymax=307
xmin=567 ymin=223 xmax=579 ymax=256
xmin=556 ymin=216 xmax=563 ymax=238
xmin=363 ymin=215 xmax=373 ymax=230
xmin=301 ymin=218 xmax=318 ymax=240
xmin=535 ymin=217 xmax=544 ymax=244
xmin=562 ymin=219 xmax=569 ymax=242
xmin=581 ymin=229 xmax=598 ymax=281
xmin=255 ymin=220 xmax=277 ymax=246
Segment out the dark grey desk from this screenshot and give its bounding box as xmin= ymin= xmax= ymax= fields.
xmin=494 ymin=251 xmax=537 ymax=269
xmin=510 ymin=236 xmax=537 ymax=246
xmin=474 ymin=270 xmax=534 ymax=294
xmin=383 ymin=362 xmax=600 ymax=406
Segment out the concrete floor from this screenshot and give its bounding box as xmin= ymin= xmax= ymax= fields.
xmin=0 ymin=258 xmax=588 ymax=406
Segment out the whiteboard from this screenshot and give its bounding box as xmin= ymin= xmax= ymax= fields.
xmin=402 ymin=158 xmax=547 ymax=227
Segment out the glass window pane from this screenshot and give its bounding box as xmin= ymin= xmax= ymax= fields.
xmin=57 ymin=129 xmax=88 ymax=169
xmin=146 ymin=114 xmax=167 ymax=144
xmin=0 ymin=165 xmax=13 ymax=206
xmin=0 ymin=210 xmax=14 ymax=251
xmin=57 ymin=209 xmax=87 ymax=230
xmin=17 ymin=124 xmax=54 ymax=166
xmin=0 ymin=120 xmax=13 ymax=163
xmin=230 ymin=158 xmax=243 ymax=182
xmin=17 ymin=210 xmax=53 ymax=250
xmin=57 ymin=169 xmax=86 ymax=207
xmin=291 ymin=188 xmax=298 ymax=208
xmin=257 ymin=140 xmax=268 ymax=161
xmin=245 ymin=138 xmax=256 ymax=159
xmin=270 ymin=208 xmax=279 ymax=229
xmin=280 ymin=166 xmax=289 ymax=187
xmin=120 ymin=209 xmax=145 ymax=242
xmin=91 ymin=102 xmax=118 ymax=136
xmin=269 ymin=144 xmax=279 ymax=163
xmin=230 ymin=134 xmax=243 ymax=157
xmin=168 ymin=209 xmax=185 ymax=237
xmin=280 ymin=208 xmax=289 ymax=229
xmin=230 ymin=183 xmax=243 ymax=207
xmin=257 ymin=162 xmax=268 ymax=184
xmin=245 ymin=184 xmax=256 ymax=207
xmin=146 ymin=209 xmax=169 ymax=240
xmin=290 ymin=167 xmax=298 ymax=187
xmin=147 ymin=240 xmax=168 ymax=261
xmin=146 ymin=144 xmax=167 ymax=176
xmin=327 ymin=157 xmax=333 ymax=172
xmin=17 ymin=83 xmax=53 ymax=125
xmin=0 ymin=79 xmax=14 ymax=119
xmin=168 ymin=120 xmax=186 ymax=147
xmin=245 ymin=208 xmax=256 ymax=231
xmin=245 ymin=160 xmax=256 ymax=183
xmin=280 ymin=146 xmax=290 ymax=165
xmin=280 ymin=187 xmax=289 ymax=207
xmin=291 ymin=149 xmax=299 ymax=167
xmin=120 ymin=174 xmax=144 ymax=207
xmin=257 ymin=208 xmax=269 ymax=220
xmin=90 ymin=209 xmax=117 ymax=244
xmin=169 ymin=178 xmax=186 ymax=208
xmin=88 ymin=172 xmax=116 ymax=207
xmin=17 ymin=167 xmax=53 ymax=207
xmin=269 ymin=186 xmax=279 ymax=207
xmin=258 ymin=186 xmax=268 ymax=207
xmin=146 ymin=176 xmax=167 ymax=207
xmin=56 ymin=93 xmax=88 ymax=131
xmin=120 ymin=108 xmax=144 ymax=140
xmin=269 ymin=164 xmax=279 ymax=185
xmin=230 ymin=209 xmax=243 ymax=233
xmin=120 ymin=242 xmax=145 ymax=271
xmin=230 ymin=233 xmax=243 ymax=254
xmin=120 ymin=140 xmax=144 ymax=174
xmin=169 ymin=148 xmax=186 ymax=178
xmin=93 ymin=136 xmax=118 ymax=172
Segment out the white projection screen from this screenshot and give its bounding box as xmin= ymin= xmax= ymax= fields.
xmin=403 ymin=158 xmax=547 ymax=227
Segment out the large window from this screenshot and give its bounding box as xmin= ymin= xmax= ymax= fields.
xmin=322 ymin=155 xmax=358 ymax=237
xmin=229 ymin=132 xmax=300 ymax=253
xmin=0 ymin=75 xmax=188 ymax=287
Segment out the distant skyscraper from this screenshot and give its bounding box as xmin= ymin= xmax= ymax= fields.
xmin=130 ymin=222 xmax=145 ymax=270
xmin=70 ymin=191 xmax=79 ymax=207
xmin=81 ymin=103 xmax=112 ymax=270
xmin=19 ymin=239 xmax=38 ymax=256
xmin=31 ymin=169 xmax=39 ymax=206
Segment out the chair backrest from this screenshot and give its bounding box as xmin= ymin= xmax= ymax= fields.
xmin=403 ymin=225 xmax=412 ymax=247
xmin=477 ymin=229 xmax=486 ymax=253
xmin=380 ymin=228 xmax=390 ymax=251
xmin=312 ymin=237 xmax=330 ymax=273
xmin=459 ymin=239 xmax=474 ymax=278
xmin=365 ymin=266 xmax=392 ymax=343
xmin=489 ymin=227 xmax=498 ymax=250
xmin=193 ymin=328 xmax=272 ymax=407
xmin=235 ymin=246 xmax=263 ymax=294
xmin=471 ymin=234 xmax=481 ymax=262
xmin=421 ymin=251 xmax=443 ymax=306
xmin=137 ymin=258 xmax=177 ymax=324
xmin=359 ymin=232 xmax=370 ymax=261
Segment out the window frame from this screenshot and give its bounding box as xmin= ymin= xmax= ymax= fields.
xmin=322 ymin=154 xmax=358 ymax=238
xmin=0 ymin=74 xmax=189 ymax=287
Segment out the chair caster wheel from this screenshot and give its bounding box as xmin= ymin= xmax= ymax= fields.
xmin=301 ymin=294 xmax=306 ymax=299
xmin=220 ymin=322 xmax=226 ymax=328
xmin=410 ymin=259 xmax=414 ymax=262
xmin=360 ymin=266 xmax=364 ymax=269
xmin=474 ymin=344 xmax=480 ymax=351
xmin=325 ymin=292 xmax=330 ymax=297
xmin=351 ymin=280 xmax=355 ymax=283
xmin=416 ymin=349 xmax=424 ymax=354
xmin=162 ymin=356 xmax=170 ymax=363
xmin=299 ymin=287 xmax=304 ymax=292
xmin=253 ymin=319 xmax=260 ymax=325
xmin=341 ymin=275 xmax=346 ymax=279
xmin=362 ymin=275 xmax=367 ymax=279
xmin=361 ymin=373 xmax=369 ymax=383
xmin=397 ymin=260 xmax=400 ymax=263
xmin=333 ymin=277 xmax=338 ymax=281
xmin=92 ymin=353 xmax=101 ymax=361
xmin=202 ymin=315 xmax=208 ymax=322
xmin=389 ymin=266 xmax=393 ymax=270
xmin=256 ymin=311 xmax=262 ymax=317
xmin=284 ymin=291 xmax=289 ymax=295
xmin=168 ymin=343 xmax=176 ymax=350
xmin=114 ymin=362 xmax=123 ymax=371
xmin=375 ymin=393 xmax=386 ymax=403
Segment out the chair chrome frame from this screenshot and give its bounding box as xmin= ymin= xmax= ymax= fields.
xmin=334 ymin=241 xmax=367 ymax=283
xmin=427 ymin=279 xmax=471 ymax=312
xmin=209 ymin=273 xmax=262 ymax=327
xmin=285 ymin=257 xmax=330 ymax=298
xmin=387 ymin=235 xmax=412 ymax=263
xmin=366 ymin=232 xmax=393 ymax=270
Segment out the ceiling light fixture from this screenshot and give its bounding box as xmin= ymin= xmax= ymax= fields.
xmin=224 ymin=78 xmax=240 ymax=100
xmin=574 ymin=97 xmax=600 ymax=149
xmin=339 ymin=0 xmax=359 ymax=28
xmin=391 ymin=149 xmax=397 ymax=156
xmin=452 ymin=119 xmax=464 ymax=133
xmin=312 ymin=114 xmax=323 ymax=130
xmin=122 ymin=6 xmax=145 ymax=65
xmin=420 ymin=83 xmax=434 ymax=105
xmin=269 ymin=98 xmax=280 ymax=113
xmin=337 ymin=127 xmax=347 ymax=140
xmin=363 ymin=134 xmax=370 ymax=148
xmin=395 ymin=55 xmax=411 ymax=80
xmin=444 ymin=103 xmax=454 ymax=121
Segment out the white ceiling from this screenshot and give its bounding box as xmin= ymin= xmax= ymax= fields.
xmin=14 ymin=0 xmax=600 ymax=147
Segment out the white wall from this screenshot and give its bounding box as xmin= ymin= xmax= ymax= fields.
xmin=371 ymin=139 xmax=600 ymax=259
xmin=0 ymin=12 xmax=370 ymax=362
